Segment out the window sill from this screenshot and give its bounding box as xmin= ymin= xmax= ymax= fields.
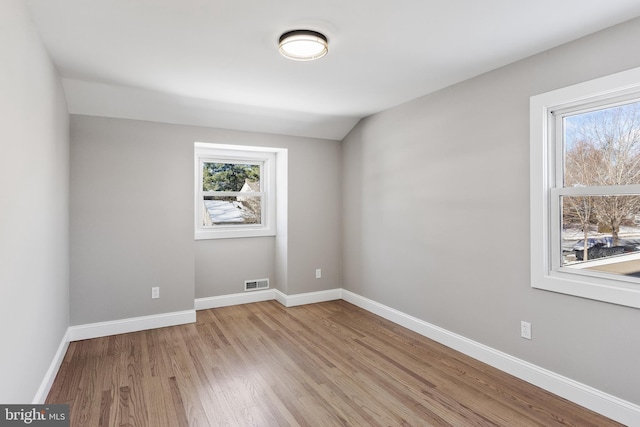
xmin=532 ymin=269 xmax=640 ymax=309
xmin=195 ymin=226 xmax=276 ymax=240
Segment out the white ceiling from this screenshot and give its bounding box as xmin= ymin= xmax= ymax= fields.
xmin=26 ymin=0 xmax=640 ymax=140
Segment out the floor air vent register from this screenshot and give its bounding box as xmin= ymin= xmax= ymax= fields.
xmin=244 ymin=278 xmax=269 ymax=291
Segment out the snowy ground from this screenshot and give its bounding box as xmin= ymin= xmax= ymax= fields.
xmin=204 ymin=200 xmax=246 ymax=223
xmin=562 ymin=225 xmax=640 ymax=251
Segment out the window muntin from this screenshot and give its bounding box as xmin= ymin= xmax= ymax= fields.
xmin=194 ymin=144 xmax=276 ymax=240
xmin=530 ymin=65 xmax=640 ymax=309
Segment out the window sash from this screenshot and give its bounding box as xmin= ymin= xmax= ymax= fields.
xmin=197 ymin=159 xmax=267 ymax=230
xmin=550 ymin=189 xmax=640 ymax=274
xmin=552 ymin=184 xmax=640 ymax=196
xmin=550 ymin=96 xmax=640 ymax=275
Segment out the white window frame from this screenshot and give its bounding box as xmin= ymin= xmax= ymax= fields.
xmin=195 ymin=143 xmax=276 ymax=240
xmin=530 ymin=66 xmax=640 ymax=309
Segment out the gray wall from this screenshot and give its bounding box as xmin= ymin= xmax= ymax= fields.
xmin=70 ymin=115 xmax=342 ymax=325
xmin=342 ymin=18 xmax=640 ymax=405
xmin=0 ymin=0 xmax=70 ymax=403
xmin=70 ymin=117 xmax=195 ymax=324
xmin=195 ymin=238 xmax=277 ymax=297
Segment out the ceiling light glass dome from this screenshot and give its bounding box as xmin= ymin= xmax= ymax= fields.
xmin=279 ymin=30 xmax=328 ymax=61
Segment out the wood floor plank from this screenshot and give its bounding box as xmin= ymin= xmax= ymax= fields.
xmin=322 ymin=302 xmax=565 ymax=426
xmin=46 ymin=300 xmax=624 ymax=426
xmin=98 ymin=389 xmax=112 ymax=427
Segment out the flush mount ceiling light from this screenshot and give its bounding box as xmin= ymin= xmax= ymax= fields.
xmin=278 ymin=30 xmax=328 ymax=61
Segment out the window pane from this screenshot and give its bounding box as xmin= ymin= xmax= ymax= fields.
xmin=202 ymin=196 xmax=262 ymax=226
xmin=562 ymin=195 xmax=640 ymax=276
xmin=202 ymin=162 xmax=261 ymax=192
xmin=563 ymin=101 xmax=640 ymax=187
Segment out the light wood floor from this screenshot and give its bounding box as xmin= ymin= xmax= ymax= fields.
xmin=47 ymin=300 xmax=622 ymax=426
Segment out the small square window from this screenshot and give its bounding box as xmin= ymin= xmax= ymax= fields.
xmin=195 ymin=144 xmax=277 ymax=240
xmin=202 ymin=162 xmax=263 ymax=226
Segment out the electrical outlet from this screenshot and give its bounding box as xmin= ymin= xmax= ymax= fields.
xmin=315 ymin=268 xmax=322 ymax=279
xmin=152 ymin=287 xmax=160 ymax=299
xmin=520 ymin=321 xmax=532 ymax=340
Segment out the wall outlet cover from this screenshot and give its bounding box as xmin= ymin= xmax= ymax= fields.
xmin=521 ymin=321 xmax=532 ymax=340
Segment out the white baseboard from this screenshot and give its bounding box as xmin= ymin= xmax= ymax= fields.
xmin=195 ymin=288 xmax=342 ymax=310
xmin=341 ymin=290 xmax=640 ymax=427
xmin=274 ymin=288 xmax=342 ymax=307
xmin=68 ymin=309 xmax=196 ymax=342
xmin=274 ymin=289 xmax=287 ymax=306
xmin=195 ymin=289 xmax=276 ymax=310
xmin=33 ymin=329 xmax=70 ymax=404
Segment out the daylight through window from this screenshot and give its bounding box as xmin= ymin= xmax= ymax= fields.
xmin=202 ymin=162 xmax=263 ymax=226
xmin=195 ymin=144 xmax=277 ymax=240
xmin=558 ymin=101 xmax=640 ymax=276
xmin=530 ymin=65 xmax=640 ymax=309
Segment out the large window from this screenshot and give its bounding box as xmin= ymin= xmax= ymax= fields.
xmin=195 ymin=143 xmax=276 ymax=240
xmin=531 ymin=66 xmax=640 ymax=309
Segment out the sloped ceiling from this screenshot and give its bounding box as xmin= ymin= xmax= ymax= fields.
xmin=26 ymin=0 xmax=640 ymax=140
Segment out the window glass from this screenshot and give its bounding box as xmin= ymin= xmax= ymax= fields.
xmin=563 ymin=101 xmax=640 ymax=187
xmin=561 ymin=195 xmax=640 ymax=270
xmin=203 ymin=197 xmax=262 ymax=225
xmin=202 ymin=162 xmax=261 ymax=192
